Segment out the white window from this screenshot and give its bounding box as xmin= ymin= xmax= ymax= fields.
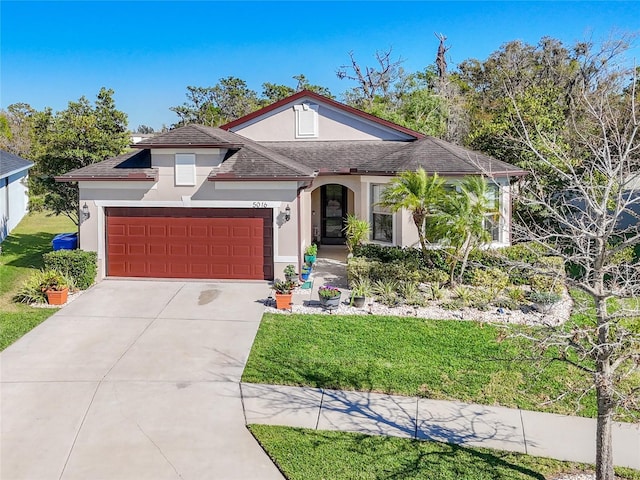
xmin=370 ymin=184 xmax=393 ymax=243
xmin=484 ymin=183 xmax=501 ymax=242
xmin=294 ymin=103 xmax=319 ymax=138
xmin=175 ymin=153 xmax=196 ymax=186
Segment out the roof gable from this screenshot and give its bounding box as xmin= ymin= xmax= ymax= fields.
xmin=0 ymin=150 xmax=33 ymax=179
xmin=220 ymin=90 xmax=424 ymax=142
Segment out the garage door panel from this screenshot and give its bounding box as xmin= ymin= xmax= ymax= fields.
xmin=190 ymin=244 xmax=208 ymax=256
xmin=149 ymin=244 xmax=167 ymax=255
xmin=106 ymin=208 xmax=273 ymax=280
xmin=169 ymin=244 xmax=188 ymax=256
xmin=190 ymin=225 xmax=208 ymax=238
xmin=128 ymin=225 xmax=146 ymax=236
xmin=149 ymin=225 xmax=167 ymax=237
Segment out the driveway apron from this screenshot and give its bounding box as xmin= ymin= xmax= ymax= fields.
xmin=1 ymin=280 xmax=283 ymax=480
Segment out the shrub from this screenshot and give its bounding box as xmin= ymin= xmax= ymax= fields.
xmin=470 ymin=267 xmax=509 ymax=292
xmin=347 ymin=257 xmax=376 ymax=284
xmin=372 ymin=279 xmax=399 ymax=306
xmin=421 ymin=269 xmax=449 ymax=285
xmin=370 ymin=262 xmax=422 ymax=284
xmin=14 ymin=270 xmax=50 ymax=304
xmin=14 ymin=269 xmax=70 ymax=304
xmin=453 ymin=286 xmax=472 ymax=305
xmin=506 ymin=287 xmax=526 ymax=303
xmin=530 ymin=291 xmax=562 ymax=305
xmin=536 ymin=256 xmax=565 ymax=274
xmin=353 ymin=244 xmax=449 ymax=272
xmin=343 ymin=215 xmax=370 ymax=254
xmin=530 ymin=274 xmax=564 ymax=295
xmin=499 ymin=242 xmax=546 ymax=264
xmin=494 ymin=298 xmax=520 ymax=311
xmin=43 ymin=250 xmax=97 ymax=290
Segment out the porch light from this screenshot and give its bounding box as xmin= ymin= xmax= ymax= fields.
xmin=284 ymin=205 xmax=291 ymax=222
xmin=80 ymin=203 xmax=90 ymax=222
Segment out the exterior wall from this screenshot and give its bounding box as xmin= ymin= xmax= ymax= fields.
xmin=79 ymin=166 xmax=303 ymax=279
xmin=0 ymin=170 xmax=30 ymax=242
xmin=231 ymin=100 xmax=414 ymax=142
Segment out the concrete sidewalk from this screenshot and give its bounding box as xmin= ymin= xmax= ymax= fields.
xmin=241 ymin=383 xmax=640 ymax=470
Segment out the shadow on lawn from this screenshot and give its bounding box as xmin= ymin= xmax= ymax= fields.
xmin=1 ymin=232 xmax=59 ymax=269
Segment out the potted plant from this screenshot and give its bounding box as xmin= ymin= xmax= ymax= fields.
xmin=304 ymin=243 xmax=318 ymax=264
xmin=349 ymin=278 xmax=372 ymax=308
xmin=40 ymin=270 xmax=69 ymax=305
xmin=284 ymin=264 xmax=297 ymax=283
xmin=318 ymin=285 xmax=341 ymax=309
xmin=272 ymin=279 xmax=296 ymax=310
xmin=300 ymin=263 xmax=312 ymax=281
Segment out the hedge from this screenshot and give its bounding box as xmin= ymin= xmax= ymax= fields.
xmin=42 ymin=250 xmax=97 ymax=290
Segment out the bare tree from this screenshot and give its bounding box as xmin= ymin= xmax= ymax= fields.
xmin=336 ymin=48 xmax=404 ymax=108
xmin=435 ymin=32 xmax=450 ymax=82
xmin=508 ymin=60 xmax=640 ymax=480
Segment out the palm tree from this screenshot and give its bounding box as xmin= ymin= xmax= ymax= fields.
xmin=432 ymin=176 xmax=497 ymax=284
xmin=378 ymin=168 xmax=446 ymax=257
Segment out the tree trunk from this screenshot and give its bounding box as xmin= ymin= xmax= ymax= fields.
xmin=595 ymin=298 xmax=615 ymax=480
xmin=456 ymin=233 xmax=473 ymax=284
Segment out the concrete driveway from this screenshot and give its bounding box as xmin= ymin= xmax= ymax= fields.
xmin=1 ymin=280 xmax=284 ymax=480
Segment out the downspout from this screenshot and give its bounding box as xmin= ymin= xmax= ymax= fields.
xmin=297 ymin=181 xmax=314 ymax=271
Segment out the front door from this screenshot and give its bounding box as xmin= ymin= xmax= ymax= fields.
xmin=321 ymin=184 xmax=347 ymax=245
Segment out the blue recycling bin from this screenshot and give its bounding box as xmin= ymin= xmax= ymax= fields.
xmin=52 ymin=233 xmax=78 ymax=251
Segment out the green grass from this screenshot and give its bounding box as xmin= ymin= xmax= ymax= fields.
xmin=249 ymin=425 xmax=640 ymax=480
xmin=243 ymin=313 xmax=600 ymax=417
xmin=0 ymin=212 xmax=76 ymax=349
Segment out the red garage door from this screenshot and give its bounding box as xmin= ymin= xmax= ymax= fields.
xmin=106 ymin=207 xmax=273 ymax=280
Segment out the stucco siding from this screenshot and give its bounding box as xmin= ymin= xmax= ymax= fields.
xmin=78 ymin=178 xmax=302 ymax=279
xmin=232 ymin=101 xmax=413 ymax=142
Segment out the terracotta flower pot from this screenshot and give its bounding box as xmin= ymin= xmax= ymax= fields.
xmin=275 ymin=292 xmax=293 ymax=310
xmin=46 ymin=287 xmax=69 ymax=305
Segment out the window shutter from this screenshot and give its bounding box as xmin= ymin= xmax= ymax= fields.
xmin=294 ymin=103 xmax=319 ymax=138
xmin=175 ymin=154 xmax=196 ymax=186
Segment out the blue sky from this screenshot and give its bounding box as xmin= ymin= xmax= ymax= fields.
xmin=2 ymin=1 xmax=639 ymax=130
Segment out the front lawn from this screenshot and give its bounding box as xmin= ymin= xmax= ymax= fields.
xmin=249 ymin=425 xmax=640 ymax=480
xmin=243 ymin=313 xmax=598 ymax=417
xmin=0 ymin=212 xmax=76 ymax=349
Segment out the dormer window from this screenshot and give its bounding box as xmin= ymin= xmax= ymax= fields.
xmin=294 ymin=103 xmax=319 ymax=138
xmin=175 ymin=153 xmax=196 ymax=186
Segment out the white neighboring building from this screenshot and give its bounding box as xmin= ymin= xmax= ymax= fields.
xmin=0 ymin=150 xmax=33 ymax=242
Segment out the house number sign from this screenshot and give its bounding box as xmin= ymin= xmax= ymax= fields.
xmin=252 ymin=201 xmax=268 ymax=208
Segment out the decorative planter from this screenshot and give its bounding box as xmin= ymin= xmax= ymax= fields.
xmin=275 ymin=293 xmax=293 ymax=310
xmin=320 ymin=294 xmax=341 ymax=310
xmin=304 ymin=254 xmax=317 ymax=265
xmin=300 ymin=270 xmax=311 ymax=281
xmin=46 ymin=287 xmax=69 ymax=305
xmin=351 ymin=295 xmax=366 ymax=308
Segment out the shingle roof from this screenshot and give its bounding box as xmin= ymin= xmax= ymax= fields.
xmin=260 ymin=141 xmax=410 ymax=173
xmin=367 ymin=137 xmax=527 ymax=176
xmin=0 ymin=150 xmax=33 ymax=179
xmin=133 ymin=124 xmax=244 ymax=148
xmin=210 ymin=136 xmax=316 ymax=180
xmin=56 ymin=150 xmax=157 ymax=182
xmin=262 ymin=138 xmax=527 ymax=177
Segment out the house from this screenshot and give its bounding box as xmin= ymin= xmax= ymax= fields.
xmin=56 ymin=90 xmax=526 ymax=281
xmin=0 ymin=150 xmax=33 ymax=242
